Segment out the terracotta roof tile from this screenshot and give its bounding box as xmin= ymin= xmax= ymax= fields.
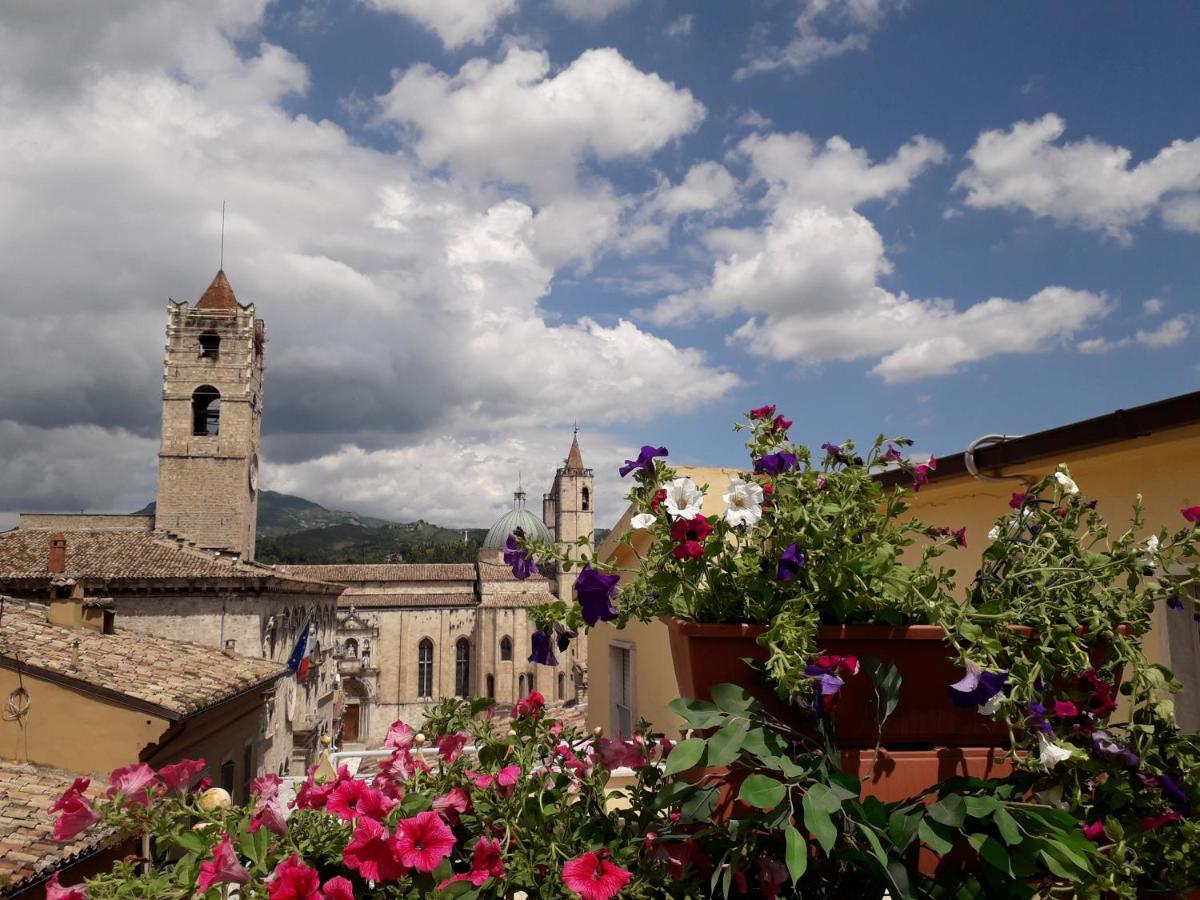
xmin=0 ymin=530 xmax=336 ymax=591
xmin=0 ymin=760 xmax=113 ymax=894
xmin=339 ymin=592 xmax=478 ymax=609
xmin=0 ymin=601 xmax=287 ymax=717
xmin=194 ymin=269 xmax=240 ymax=311
xmin=478 ymin=561 xmax=547 ymax=583
xmin=565 ymin=435 xmax=584 ymax=470
xmin=280 ymin=564 xmax=477 ymax=584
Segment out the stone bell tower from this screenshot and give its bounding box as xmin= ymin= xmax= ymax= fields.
xmin=155 ymin=270 xmax=265 ymax=560
xmin=544 ymin=431 xmax=593 ymax=701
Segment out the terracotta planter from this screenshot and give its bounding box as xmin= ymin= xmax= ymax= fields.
xmin=662 ymin=616 xmax=1009 ymax=749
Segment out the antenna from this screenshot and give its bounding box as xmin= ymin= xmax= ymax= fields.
xmin=220 ymin=200 xmax=226 ymax=270
xmin=573 ymin=420 xmax=578 ymax=435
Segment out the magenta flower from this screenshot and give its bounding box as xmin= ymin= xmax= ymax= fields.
xmin=912 ymin=455 xmax=937 ymax=491
xmin=437 ymin=732 xmax=470 ymax=763
xmin=575 ymin=565 xmax=620 ymax=626
xmin=157 ymin=759 xmax=205 ymax=795
xmin=384 ymin=721 xmax=416 ymax=750
xmin=343 ymin=817 xmax=408 ymax=882
xmin=1182 ymin=506 xmax=1200 ymax=523
xmin=513 ymin=690 xmax=545 ymax=719
xmin=503 ymin=529 xmax=540 ymax=580
xmin=771 ymin=414 xmax=792 ymax=434
xmin=598 ymin=738 xmax=648 ymax=770
xmin=748 ymin=404 xmax=776 ymax=420
xmin=951 ymin=527 xmax=967 ymax=548
xmin=529 ymin=628 xmax=558 ymax=666
xmin=251 ymin=772 xmax=283 ymax=803
xmin=45 ymin=873 xmax=88 ymax=900
xmin=104 ymin=763 xmax=158 ymax=807
xmin=1009 ymin=492 xmax=1027 ymax=509
xmin=776 ymin=543 xmax=806 ymax=581
xmin=395 ymin=811 xmax=456 ymax=873
xmin=1054 ymin=700 xmax=1079 ymax=718
xmin=881 ymin=444 xmax=903 ymax=463
xmin=432 ymin=786 xmax=470 ymax=822
xmin=1140 ymin=811 xmax=1181 ymax=831
xmin=1082 ymin=821 xmax=1105 ymax=841
xmin=619 ymin=445 xmax=668 ymax=477
xmin=562 ymin=850 xmax=632 ymax=899
xmin=949 ymin=662 xmax=1008 ymax=708
xmin=249 ymin=797 xmax=289 ymax=836
xmin=198 ymin=834 xmax=250 ymax=892
xmin=439 ymin=836 xmax=505 ymax=890
xmin=266 ymin=854 xmax=321 ymax=899
xmin=321 ymin=877 xmax=355 ymax=900
xmin=325 ymin=778 xmax=368 ymax=821
xmin=50 ymin=779 xmax=101 ymax=842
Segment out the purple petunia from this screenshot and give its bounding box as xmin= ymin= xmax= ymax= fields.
xmin=575 ymin=565 xmax=620 ymax=626
xmin=619 ymin=445 xmax=668 ymax=478
xmin=949 ymin=662 xmax=1009 ymax=709
xmin=776 ymin=543 xmax=806 ymax=582
xmin=753 ymin=452 xmax=798 ymax=476
xmin=503 ymin=530 xmax=539 ymax=580
xmin=529 ymin=629 xmax=558 ymax=666
xmin=1167 ymin=596 xmax=1185 ymax=611
xmin=1027 ymin=701 xmax=1054 ymax=735
xmin=1092 ymin=731 xmax=1139 ymax=767
xmin=1159 ymin=774 xmax=1191 ymax=812
xmin=805 ymin=666 xmax=845 ymax=696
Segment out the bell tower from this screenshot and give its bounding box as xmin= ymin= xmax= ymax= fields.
xmin=546 ymin=430 xmax=593 ymax=702
xmin=155 ymin=270 xmax=265 ymax=560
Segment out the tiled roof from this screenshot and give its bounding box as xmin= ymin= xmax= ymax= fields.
xmin=479 ymin=591 xmax=557 ymax=609
xmin=565 ymin=435 xmax=584 ymax=469
xmin=339 ymin=593 xmax=477 ymax=609
xmin=280 ymin=564 xmax=477 ymax=584
xmin=194 ymin=269 xmax=240 ymax=311
xmin=0 ymin=760 xmax=113 ymax=895
xmin=478 ymin=561 xmax=548 ymax=583
xmin=0 ymin=601 xmax=287 ymax=718
xmin=0 ymin=530 xmax=335 ymax=591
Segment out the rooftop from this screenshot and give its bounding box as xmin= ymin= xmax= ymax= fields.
xmin=0 ymin=530 xmax=337 ymax=592
xmin=0 ymin=600 xmax=287 ymax=719
xmin=0 ymin=760 xmax=112 ymax=896
xmin=279 ymin=563 xmax=477 ymax=584
xmin=338 ymin=592 xmax=478 ymax=609
xmin=193 ymin=269 xmax=241 ymax=311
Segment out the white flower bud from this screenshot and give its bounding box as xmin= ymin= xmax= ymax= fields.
xmin=593 ymin=726 xmax=603 ymax=737
xmin=198 ymin=787 xmax=232 ymax=812
xmin=507 ymin=729 xmax=517 ymax=738
xmin=414 ymin=733 xmax=426 ymax=746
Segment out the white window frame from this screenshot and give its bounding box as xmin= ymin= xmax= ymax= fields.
xmin=609 ymin=640 xmax=636 ymax=740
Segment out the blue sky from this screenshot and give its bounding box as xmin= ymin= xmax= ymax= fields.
xmin=0 ymin=1 xmax=1196 ymax=528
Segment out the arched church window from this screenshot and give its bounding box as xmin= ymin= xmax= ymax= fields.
xmin=417 ymin=639 xmax=434 ymax=699
xmin=198 ymin=331 xmax=221 ymax=359
xmin=518 ymin=673 xmax=526 ymax=696
xmin=499 ymin=636 xmax=512 ymax=661
xmin=581 ymin=487 xmax=590 ymax=511
xmin=192 ymin=385 xmax=221 ymax=436
xmin=455 ymin=638 xmax=471 ymax=698
xmin=558 ymin=672 xmax=566 ymax=701
xmin=486 ymin=674 xmax=495 ymax=699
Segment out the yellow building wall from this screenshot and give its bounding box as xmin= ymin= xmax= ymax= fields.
xmin=590 ymin=427 xmax=1200 ymax=737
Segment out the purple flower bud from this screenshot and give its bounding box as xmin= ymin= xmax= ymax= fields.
xmin=619 ymin=445 xmax=668 ymax=478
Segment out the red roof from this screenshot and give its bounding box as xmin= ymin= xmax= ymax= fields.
xmin=565 ymin=435 xmax=584 ymax=470
xmin=195 ymin=270 xmax=240 ymax=310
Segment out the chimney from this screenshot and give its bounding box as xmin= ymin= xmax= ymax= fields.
xmin=224 ymin=639 xmax=237 ymax=657
xmin=48 ymin=533 xmax=66 ymax=574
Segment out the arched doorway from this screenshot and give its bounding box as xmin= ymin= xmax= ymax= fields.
xmin=342 ymin=676 xmax=370 ymax=744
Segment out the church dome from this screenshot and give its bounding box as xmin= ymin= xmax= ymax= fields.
xmin=484 ymin=489 xmax=552 ymax=549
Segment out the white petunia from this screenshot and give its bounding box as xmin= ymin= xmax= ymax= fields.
xmin=987 ymin=525 xmax=1001 ymax=541
xmin=722 ymin=478 xmax=764 ymax=528
xmin=630 ymin=513 xmax=657 ymax=530
xmin=1038 ymin=733 xmax=1075 ymax=769
xmin=978 ymin=692 xmax=1004 ymax=716
xmin=663 ymin=477 xmax=705 ymax=520
xmin=1054 ymin=471 xmax=1079 ymax=495
xmin=1146 ymin=534 xmax=1160 ymax=553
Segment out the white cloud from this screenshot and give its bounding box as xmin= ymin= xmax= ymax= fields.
xmin=1143 ymin=297 xmax=1164 ymax=315
xmin=665 ymin=14 xmax=694 ymax=37
xmin=1077 ymin=336 xmax=1128 ymax=354
xmin=736 ymin=0 xmax=909 ymax=79
xmin=1136 ymin=317 xmax=1191 ymax=348
xmin=359 ymin=0 xmax=518 ymax=48
xmin=549 ymin=0 xmax=638 ymax=22
xmin=377 ymin=46 xmax=705 ymax=196
xmin=955 ymin=114 xmax=1200 ymax=240
xmin=648 ymin=130 xmax=1111 ymax=381
xmin=0 ymin=3 xmax=737 ymax=521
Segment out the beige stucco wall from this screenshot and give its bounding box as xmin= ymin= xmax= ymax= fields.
xmin=590 ymin=431 xmax=1200 ymax=737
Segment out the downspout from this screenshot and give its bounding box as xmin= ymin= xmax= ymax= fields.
xmin=963 ymin=434 xmax=1029 ymax=484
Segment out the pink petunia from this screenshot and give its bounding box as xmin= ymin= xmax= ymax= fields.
xmin=104 ymin=763 xmax=159 ymax=807
xmin=321 ymin=876 xmax=355 ymax=900
xmin=1182 ymin=506 xmax=1200 ymax=524
xmin=384 ymin=720 xmax=416 ymax=750
xmin=597 ymin=738 xmax=646 ymax=771
xmin=251 ymin=772 xmax=284 ymax=803
xmin=1082 ymin=821 xmax=1105 ymax=841
xmin=45 ymin=873 xmax=87 ymax=899
xmin=267 ymin=854 xmax=322 ymax=899
xmin=293 ymin=766 xmax=336 ymax=811
xmin=432 ymin=786 xmax=470 ymax=823
xmin=354 ymin=785 xmax=397 ymax=822
xmin=438 ymin=836 xmax=505 ymax=890
xmin=1140 ymin=812 xmax=1182 ymax=831
xmin=562 ymin=851 xmax=632 ymax=900
xmin=395 ymin=811 xmax=456 ymax=873
xmin=249 ymin=797 xmax=289 ymax=836
xmin=198 ymin=834 xmax=250 ymax=892
xmin=912 ymin=456 xmax=937 ymax=492
xmin=437 ymin=732 xmax=469 ymax=763
xmin=157 ymin=759 xmax=206 ymax=796
xmin=325 ymin=778 xmax=368 ymax=821
xmin=343 ymin=817 xmax=408 ymax=882
xmin=1054 ymin=700 xmax=1080 ymax=718
xmin=512 ymin=690 xmax=546 ymax=719
xmin=50 ymin=779 xmax=101 ymax=843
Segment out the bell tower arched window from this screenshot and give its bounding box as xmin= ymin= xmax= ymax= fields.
xmin=192 ymin=385 xmax=221 ymax=436
xmin=455 ymin=638 xmax=471 ymax=698
xmin=581 ymin=487 xmax=590 ymax=511
xmin=499 ymin=636 xmax=512 ymax=661
xmin=198 ymin=331 xmax=221 ymax=359
xmin=417 ymin=639 xmax=434 ymax=699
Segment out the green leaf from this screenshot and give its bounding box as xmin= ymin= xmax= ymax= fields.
xmin=710 ymin=683 xmax=755 ymax=712
xmin=176 ymin=831 xmax=207 ymax=855
xmin=993 ymin=808 xmax=1022 ymax=846
xmin=705 ymin=718 xmax=750 ymax=767
xmin=888 ymin=811 xmax=921 ymax=852
xmin=664 ymin=738 xmax=705 ymax=775
xmin=918 ymin=819 xmax=954 ymax=855
xmin=802 ymin=784 xmax=840 ymax=854
xmin=855 ymin=821 xmax=890 ymax=867
xmin=737 ymin=774 xmax=786 ymax=810
xmin=968 ymin=833 xmax=1011 ymax=875
xmin=784 ymin=825 xmax=808 ymax=883
xmin=963 ymin=795 xmax=999 ymax=818
xmin=928 ymin=794 xmax=966 ymax=828
xmin=668 ymin=697 xmax=723 ymax=729
xmin=679 ymin=786 xmax=718 ymax=823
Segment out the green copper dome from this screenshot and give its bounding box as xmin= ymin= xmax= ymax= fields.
xmin=484 ymin=490 xmax=552 ymax=549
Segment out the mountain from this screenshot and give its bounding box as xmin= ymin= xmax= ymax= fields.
xmin=137 ymin=490 xmax=396 ymax=537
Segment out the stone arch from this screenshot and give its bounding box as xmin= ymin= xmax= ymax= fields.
xmin=192 ymin=385 xmax=221 ymax=436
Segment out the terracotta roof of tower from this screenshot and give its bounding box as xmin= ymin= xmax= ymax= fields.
xmin=0 ymin=530 xmax=337 ymax=591
xmin=279 ymin=564 xmax=477 ymax=584
xmin=0 ymin=760 xmax=115 ymax=895
xmin=0 ymin=600 xmax=287 ymax=718
xmin=195 ymin=269 xmax=240 ymax=310
xmin=565 ymin=435 xmax=584 ymax=469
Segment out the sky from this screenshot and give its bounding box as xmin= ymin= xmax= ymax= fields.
xmin=1 ymin=0 xmax=1197 ymax=531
